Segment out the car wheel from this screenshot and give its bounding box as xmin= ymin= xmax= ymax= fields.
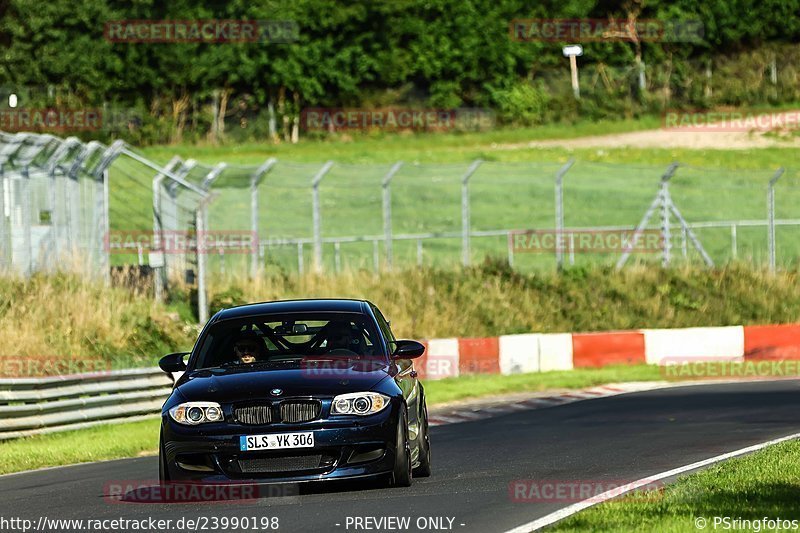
xmin=158 ymin=431 xmax=170 ymax=483
xmin=390 ymin=407 xmax=412 ymax=487
xmin=413 ymin=397 xmax=432 ymax=478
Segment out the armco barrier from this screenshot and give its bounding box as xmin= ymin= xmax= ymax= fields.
xmin=0 ymin=368 xmax=172 ymax=440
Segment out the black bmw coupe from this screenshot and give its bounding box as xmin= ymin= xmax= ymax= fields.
xmin=158 ymin=299 xmax=431 ymax=487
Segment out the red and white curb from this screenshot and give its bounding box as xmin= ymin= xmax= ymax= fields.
xmin=416 ymin=323 xmax=800 ymax=381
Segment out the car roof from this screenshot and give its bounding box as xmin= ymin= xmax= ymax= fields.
xmin=211 ymin=298 xmax=372 ymax=322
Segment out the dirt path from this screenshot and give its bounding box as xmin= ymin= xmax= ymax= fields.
xmin=501 ymin=110 xmax=800 ymax=150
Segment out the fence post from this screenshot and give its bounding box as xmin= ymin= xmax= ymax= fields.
xmin=166 ymin=159 xmax=197 ymax=280
xmin=250 ymin=158 xmax=277 ymax=278
xmin=151 ymin=156 xmax=183 ymax=302
xmin=311 ymin=161 xmax=334 ymax=273
xmin=201 ymin=162 xmax=227 ymax=191
xmin=616 ymin=162 xmax=678 ymax=270
xmin=195 ymin=198 xmax=210 ymax=324
xmin=767 ymin=168 xmax=785 ymax=272
xmin=507 ymin=232 xmax=514 ymax=267
xmin=297 ymin=242 xmax=304 ymax=274
xmin=554 ymin=158 xmax=575 ymax=271
xmin=92 ymin=140 xmax=124 ymax=283
xmin=0 ymin=164 xmax=5 ymax=272
xmin=21 ymin=166 xmax=32 ymax=276
xmin=382 ymin=161 xmax=402 ymax=270
xmin=731 ymin=224 xmax=738 ymax=260
xmin=44 ymin=137 xmax=79 ymax=266
xmin=99 ymin=169 xmax=110 ymax=281
xmin=660 ymin=163 xmax=679 ymax=267
xmin=681 ymin=227 xmax=688 ymax=258
xmin=461 ymin=159 xmax=482 ymax=267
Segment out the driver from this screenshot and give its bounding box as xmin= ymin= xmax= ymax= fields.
xmin=232 ymin=332 xmax=263 ymax=364
xmin=325 ymin=321 xmax=357 ymax=353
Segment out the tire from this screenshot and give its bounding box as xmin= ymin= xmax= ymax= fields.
xmin=158 ymin=431 xmax=170 ymax=483
xmin=389 ymin=407 xmax=412 ymax=487
xmin=413 ymin=397 xmax=432 ymax=478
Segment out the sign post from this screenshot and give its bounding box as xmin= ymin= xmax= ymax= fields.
xmin=562 ymin=45 xmax=583 ymax=99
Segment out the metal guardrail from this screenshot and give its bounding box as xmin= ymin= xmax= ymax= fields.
xmin=0 ymin=367 xmax=172 ymax=440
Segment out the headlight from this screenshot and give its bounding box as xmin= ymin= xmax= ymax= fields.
xmin=330 ymin=392 xmax=390 ymax=416
xmin=169 ymin=402 xmax=224 ymax=425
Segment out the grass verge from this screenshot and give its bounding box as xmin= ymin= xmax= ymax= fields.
xmin=552 ymin=437 xmax=800 ymax=532
xmin=0 ymin=418 xmax=160 ymax=476
xmin=0 ymin=364 xmax=668 ymax=475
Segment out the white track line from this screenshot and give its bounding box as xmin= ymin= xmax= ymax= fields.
xmin=503 ymin=431 xmax=800 ymax=533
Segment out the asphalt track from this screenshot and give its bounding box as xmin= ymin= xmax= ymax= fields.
xmin=2 ymin=379 xmax=800 ymax=533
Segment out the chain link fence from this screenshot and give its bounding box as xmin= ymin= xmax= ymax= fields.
xmin=1 ymin=130 xmax=799 ymax=321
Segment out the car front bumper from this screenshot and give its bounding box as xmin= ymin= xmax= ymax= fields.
xmin=161 ymin=406 xmax=400 ymax=484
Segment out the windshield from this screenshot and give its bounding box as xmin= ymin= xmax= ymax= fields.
xmin=192 ymin=312 xmax=385 ymax=370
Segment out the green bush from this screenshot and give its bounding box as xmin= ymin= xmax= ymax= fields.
xmin=491 ymin=81 xmax=550 ymax=126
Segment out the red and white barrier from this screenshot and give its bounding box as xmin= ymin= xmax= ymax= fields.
xmin=641 ymin=326 xmax=744 ymax=365
xmin=417 ymin=323 xmax=800 ymax=380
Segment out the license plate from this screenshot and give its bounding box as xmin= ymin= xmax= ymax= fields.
xmin=239 ymin=432 xmax=315 ymax=451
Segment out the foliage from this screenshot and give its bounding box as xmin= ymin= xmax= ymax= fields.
xmin=0 ymin=1 xmax=798 ymax=143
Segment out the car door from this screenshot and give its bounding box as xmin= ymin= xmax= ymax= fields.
xmin=372 ymin=306 xmax=422 ymax=442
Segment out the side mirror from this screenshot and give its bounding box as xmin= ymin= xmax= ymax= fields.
xmin=392 ymin=340 xmax=425 ymax=359
xmin=159 ymin=352 xmax=190 ymax=372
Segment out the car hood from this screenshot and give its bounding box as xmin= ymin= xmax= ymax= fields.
xmin=175 ymin=359 xmax=392 ymax=403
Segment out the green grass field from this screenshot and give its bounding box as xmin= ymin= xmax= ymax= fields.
xmin=552 ymin=437 xmax=800 ymax=532
xmin=104 ymin=116 xmax=800 ymax=273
